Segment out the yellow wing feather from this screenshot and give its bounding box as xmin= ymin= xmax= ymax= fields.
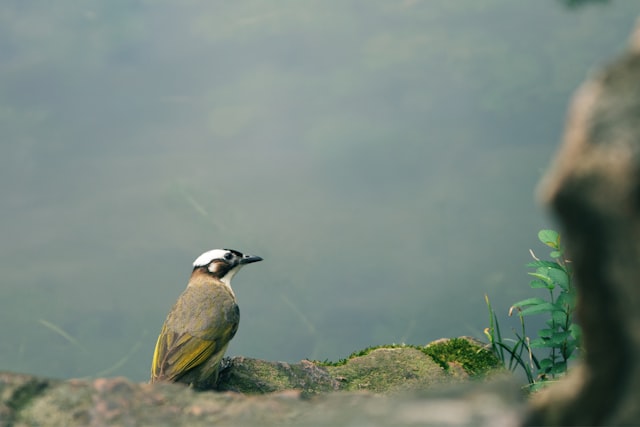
xmin=151 ymin=323 xmax=235 ymax=383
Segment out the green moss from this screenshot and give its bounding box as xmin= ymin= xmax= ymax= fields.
xmin=423 ymin=338 xmax=500 ymax=377
xmin=325 ymin=346 xmax=448 ymax=393
xmin=316 ymin=338 xmax=500 ymax=378
xmin=316 ymin=344 xmax=411 ymax=367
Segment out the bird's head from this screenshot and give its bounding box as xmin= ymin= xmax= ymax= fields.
xmin=192 ymin=248 xmax=263 ymax=287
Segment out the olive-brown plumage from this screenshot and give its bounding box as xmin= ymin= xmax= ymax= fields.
xmin=150 ymin=249 xmax=262 ymax=389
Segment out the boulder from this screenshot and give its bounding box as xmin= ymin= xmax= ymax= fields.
xmin=0 ymin=371 xmax=522 ymax=427
xmin=218 ymin=338 xmax=501 ymax=395
xmin=0 ymin=338 xmax=517 ymax=426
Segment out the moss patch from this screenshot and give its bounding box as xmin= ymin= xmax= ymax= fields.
xmin=423 ymin=337 xmax=500 ymax=377
xmin=325 ymin=347 xmax=448 ymax=393
xmin=317 ymin=344 xmax=413 ymax=367
xmin=318 ymin=338 xmax=500 ymax=378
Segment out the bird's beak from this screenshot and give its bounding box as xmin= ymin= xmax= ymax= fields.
xmin=240 ymin=254 xmax=263 ymax=265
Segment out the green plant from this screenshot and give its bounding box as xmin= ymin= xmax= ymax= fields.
xmin=484 ymin=229 xmax=582 ymax=391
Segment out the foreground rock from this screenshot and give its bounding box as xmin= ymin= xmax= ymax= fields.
xmin=0 ymin=371 xmax=522 ymax=427
xmin=1 ymin=339 xmax=516 ymax=426
xmin=526 ymin=19 xmax=640 ymax=426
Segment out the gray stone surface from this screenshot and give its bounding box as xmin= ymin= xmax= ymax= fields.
xmin=0 ymin=342 xmax=517 ymax=427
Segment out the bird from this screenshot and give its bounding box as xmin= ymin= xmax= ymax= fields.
xmin=150 ymin=248 xmax=262 ymax=389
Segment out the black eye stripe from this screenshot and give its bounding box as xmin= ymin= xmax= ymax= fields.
xmin=223 ymin=249 xmax=244 ymax=258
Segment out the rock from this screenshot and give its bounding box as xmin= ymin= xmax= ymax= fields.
xmin=0 ymin=338 xmax=515 ymax=426
xmin=0 ymin=372 xmax=53 ymax=426
xmin=526 ymin=18 xmax=640 ymax=426
xmin=217 ymin=357 xmax=341 ymax=394
xmin=325 ymin=347 xmax=448 ymax=393
xmin=217 ymin=338 xmax=501 ymax=395
xmin=0 ymin=373 xmax=523 ymax=427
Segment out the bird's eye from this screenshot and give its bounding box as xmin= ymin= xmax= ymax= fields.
xmin=224 ymin=252 xmax=233 ymax=260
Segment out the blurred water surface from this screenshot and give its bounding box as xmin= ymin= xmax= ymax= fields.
xmin=1 ymin=1 xmax=637 ymax=381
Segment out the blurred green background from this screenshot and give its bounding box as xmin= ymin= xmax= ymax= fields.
xmin=1 ymin=0 xmax=637 ymax=382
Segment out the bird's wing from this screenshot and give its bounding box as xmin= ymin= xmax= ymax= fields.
xmin=151 ymin=322 xmax=235 ymax=383
xmin=150 ymin=283 xmax=240 ymax=384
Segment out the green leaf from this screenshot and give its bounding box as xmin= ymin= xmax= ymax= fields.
xmin=550 ymin=250 xmax=563 ymax=259
xmin=556 ymin=292 xmax=576 ymax=311
xmin=527 ymin=273 xmax=554 ymax=289
xmin=529 ymin=338 xmax=548 ymax=348
xmin=563 ymin=346 xmax=576 ymax=360
xmin=552 ymin=309 xmax=568 ymax=324
xmin=548 ymin=268 xmax=569 ymax=291
xmin=538 ymin=328 xmax=554 ymax=338
xmin=538 ymin=358 xmax=553 ymax=370
xmin=526 ymin=260 xmax=561 ymax=269
xmin=547 ymin=342 xmax=567 ymax=350
xmin=529 ymin=279 xmax=550 ymax=289
xmin=563 ymin=341 xmax=579 ymax=359
xmin=549 ymin=331 xmax=571 ymax=345
xmin=538 ymin=229 xmax=559 ymax=249
xmin=511 ymin=297 xmax=547 ymax=309
xmin=520 ymin=302 xmax=557 ymax=316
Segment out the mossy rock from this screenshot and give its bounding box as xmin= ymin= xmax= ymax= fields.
xmin=423 ymin=337 xmax=502 ymax=377
xmin=218 ymin=337 xmax=502 ymax=395
xmin=325 ymin=346 xmax=448 ymax=393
